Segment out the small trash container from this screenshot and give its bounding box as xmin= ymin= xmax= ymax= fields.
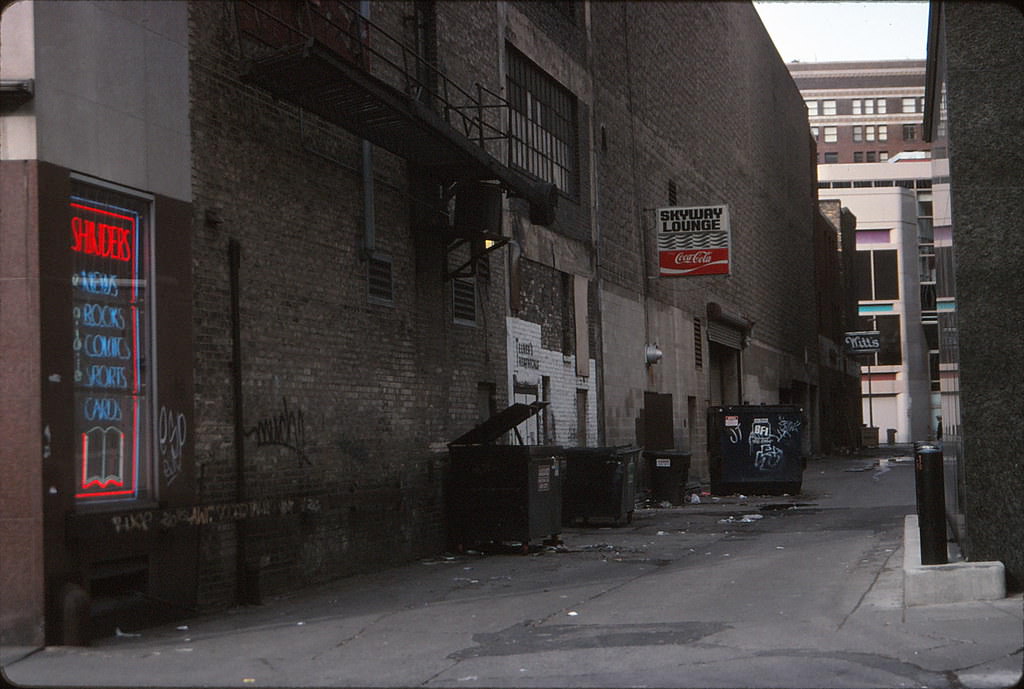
xmin=447 ymin=402 xmax=564 ymax=551
xmin=643 ymin=450 xmax=691 ymax=505
xmin=563 ymin=446 xmax=640 ymax=525
xmin=886 ymin=428 xmax=898 ymax=445
xmin=861 ymin=426 xmax=879 ymax=448
xmin=708 ymin=405 xmax=804 ymax=496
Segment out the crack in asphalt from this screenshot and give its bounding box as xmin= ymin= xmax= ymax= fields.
xmin=836 ymin=537 xmax=902 ymax=630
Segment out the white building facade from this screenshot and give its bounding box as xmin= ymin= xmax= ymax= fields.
xmin=818 ymin=160 xmax=950 ymax=443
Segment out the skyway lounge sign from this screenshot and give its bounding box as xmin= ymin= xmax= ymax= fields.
xmin=657 ymin=205 xmax=731 ymax=276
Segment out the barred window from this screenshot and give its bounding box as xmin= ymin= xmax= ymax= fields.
xmin=506 ymin=45 xmax=578 ymax=196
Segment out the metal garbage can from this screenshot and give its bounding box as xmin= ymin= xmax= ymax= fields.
xmin=643 ymin=450 xmax=692 ymax=505
xmin=447 ymin=402 xmax=564 ymax=552
xmin=563 ymin=446 xmax=640 ymax=526
xmin=709 ymin=405 xmax=804 ymax=496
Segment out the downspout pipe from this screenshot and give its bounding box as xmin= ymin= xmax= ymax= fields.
xmin=361 ymin=1 xmax=375 ymax=255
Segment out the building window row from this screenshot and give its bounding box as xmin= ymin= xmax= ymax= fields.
xmin=818 ymin=178 xmax=933 ymax=189
xmin=852 ymin=98 xmax=887 ymax=115
xmin=814 ymin=123 xmax=920 ymax=144
xmin=852 ymin=151 xmax=889 ymax=163
xmin=852 ymin=124 xmax=888 ymax=142
xmin=806 ymin=96 xmax=924 ymax=118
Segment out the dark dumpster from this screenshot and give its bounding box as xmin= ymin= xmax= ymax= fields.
xmin=563 ymin=446 xmax=640 ymax=526
xmin=709 ymin=405 xmax=804 ymax=496
xmin=643 ymin=450 xmax=692 ymax=505
xmin=447 ymin=402 xmax=564 ymax=551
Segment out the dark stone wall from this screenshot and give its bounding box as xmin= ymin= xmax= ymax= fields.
xmin=942 ymin=1 xmax=1024 ymax=587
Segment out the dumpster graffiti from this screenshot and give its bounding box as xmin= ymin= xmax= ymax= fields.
xmin=748 ymin=418 xmax=780 ymax=471
xmin=712 ymin=406 xmax=804 ymax=496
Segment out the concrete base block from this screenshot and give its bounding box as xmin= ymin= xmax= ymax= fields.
xmin=903 ymin=514 xmax=1006 ymax=606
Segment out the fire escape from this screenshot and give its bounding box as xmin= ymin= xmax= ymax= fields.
xmin=236 ymin=0 xmax=558 ymax=276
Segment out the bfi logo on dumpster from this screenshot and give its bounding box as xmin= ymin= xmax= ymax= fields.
xmin=844 ymin=330 xmax=881 ymax=354
xmin=656 ymin=205 xmax=731 ymax=277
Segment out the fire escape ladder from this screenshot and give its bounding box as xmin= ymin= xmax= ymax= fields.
xmin=236 ymin=0 xmax=557 ymax=227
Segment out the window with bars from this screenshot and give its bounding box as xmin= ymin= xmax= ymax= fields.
xmin=506 ymin=46 xmax=578 ymax=196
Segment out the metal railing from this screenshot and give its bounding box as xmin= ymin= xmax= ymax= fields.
xmin=236 ymin=0 xmax=511 ymax=160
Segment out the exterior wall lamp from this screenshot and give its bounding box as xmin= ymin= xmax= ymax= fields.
xmin=645 ymin=344 xmax=664 ymax=366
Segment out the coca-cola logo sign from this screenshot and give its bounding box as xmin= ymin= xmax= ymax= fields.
xmin=675 ymin=251 xmax=713 ymax=264
xmin=656 ymin=204 xmax=731 ymax=277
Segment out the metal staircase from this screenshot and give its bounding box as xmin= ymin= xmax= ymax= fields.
xmin=236 ymin=0 xmax=557 ymax=225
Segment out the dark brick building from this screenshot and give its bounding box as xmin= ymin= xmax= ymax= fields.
xmin=1 ymin=0 xmax=859 ymax=645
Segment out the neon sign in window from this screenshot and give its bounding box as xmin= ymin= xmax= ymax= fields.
xmin=70 ymin=183 xmax=151 ymax=502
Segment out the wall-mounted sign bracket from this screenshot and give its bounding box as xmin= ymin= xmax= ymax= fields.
xmin=444 ymin=231 xmax=508 ymax=280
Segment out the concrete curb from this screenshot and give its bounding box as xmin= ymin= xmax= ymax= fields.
xmin=903 ymin=514 xmax=1006 ymax=606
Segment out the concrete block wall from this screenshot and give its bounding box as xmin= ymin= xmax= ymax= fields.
xmin=940 ymin=1 xmax=1024 ymax=588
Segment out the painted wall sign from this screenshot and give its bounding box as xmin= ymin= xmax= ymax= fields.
xmin=656 ymin=204 xmax=731 ymax=276
xmin=844 ymin=330 xmax=881 ymax=354
xmin=70 ymin=187 xmax=150 ymax=501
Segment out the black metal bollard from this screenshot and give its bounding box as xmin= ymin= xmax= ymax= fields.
xmin=914 ymin=443 xmax=948 ymax=565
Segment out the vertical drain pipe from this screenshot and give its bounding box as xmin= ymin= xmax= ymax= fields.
xmin=360 ymin=1 xmax=375 ymax=256
xmin=229 ymin=238 xmax=252 ymax=604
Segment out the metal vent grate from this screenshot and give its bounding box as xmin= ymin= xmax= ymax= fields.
xmin=367 ymin=255 xmax=393 ymax=304
xmin=693 ymin=318 xmax=703 ymax=369
xmin=452 ymin=277 xmax=476 ymax=325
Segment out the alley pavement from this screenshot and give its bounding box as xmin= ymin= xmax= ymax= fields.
xmin=3 ymin=448 xmax=1022 ymax=689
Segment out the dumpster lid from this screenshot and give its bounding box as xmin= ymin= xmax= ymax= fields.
xmin=449 ymin=402 xmax=548 ymax=446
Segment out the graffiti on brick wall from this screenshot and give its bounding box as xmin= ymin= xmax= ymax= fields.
xmin=108 ymin=496 xmax=323 ymax=533
xmin=158 ymin=405 xmax=187 ymax=485
xmin=245 ymin=397 xmax=309 ymax=464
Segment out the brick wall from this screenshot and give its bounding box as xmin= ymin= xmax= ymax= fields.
xmin=188 ymin=1 xmax=509 ymax=609
xmin=590 ymin=1 xmax=823 ymax=465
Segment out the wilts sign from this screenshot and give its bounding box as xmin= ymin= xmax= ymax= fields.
xmin=657 ymin=205 xmax=731 ymax=276
xmin=844 ymin=330 xmax=881 ymax=354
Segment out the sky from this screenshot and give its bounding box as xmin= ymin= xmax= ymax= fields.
xmin=753 ymin=2 xmax=930 ymax=63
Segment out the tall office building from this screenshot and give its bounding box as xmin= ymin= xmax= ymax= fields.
xmin=790 ymin=60 xmax=945 ymax=444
